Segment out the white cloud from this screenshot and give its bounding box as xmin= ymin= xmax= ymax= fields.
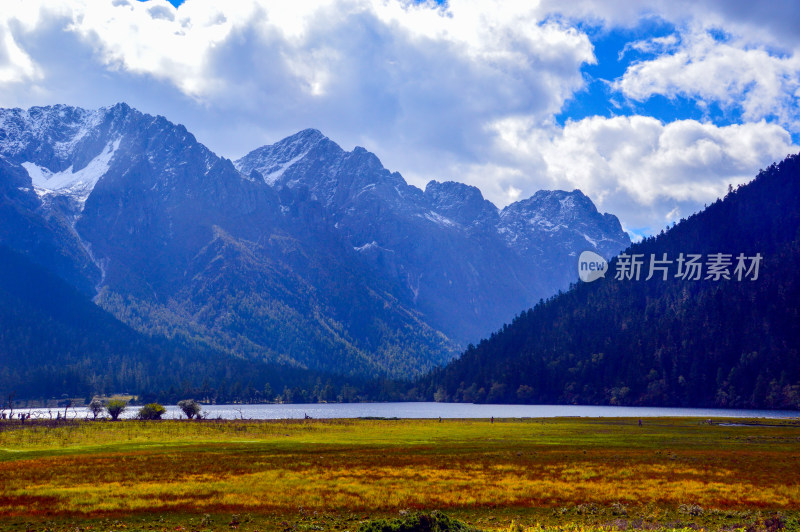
xmin=541 ymin=0 xmax=800 ymax=50
xmin=66 ymin=0 xmax=252 ymax=98
xmin=477 ymin=115 xmax=797 ymax=231
xmin=1 ymin=0 xmax=594 ymax=111
xmin=619 ymin=33 xmax=679 ymax=60
xmin=616 ymin=29 xmax=800 ymax=129
xmin=0 ymin=13 xmax=41 ymax=84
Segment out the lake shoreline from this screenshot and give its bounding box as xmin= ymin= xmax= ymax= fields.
xmin=6 ymin=401 xmax=800 ymax=421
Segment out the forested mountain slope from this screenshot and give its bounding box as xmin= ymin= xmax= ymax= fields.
xmin=420 ymin=154 xmax=800 ymax=409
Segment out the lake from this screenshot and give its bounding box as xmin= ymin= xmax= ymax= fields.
xmin=11 ymin=402 xmax=800 ymax=420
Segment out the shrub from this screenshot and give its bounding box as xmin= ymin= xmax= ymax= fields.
xmin=88 ymin=398 xmax=104 ymax=420
xmin=177 ymin=399 xmax=202 ymax=420
xmin=106 ymin=399 xmax=127 ymax=421
xmin=137 ymin=403 xmax=166 ymax=420
xmin=679 ymin=504 xmax=704 ymax=517
xmin=359 ymin=511 xmax=479 ymax=532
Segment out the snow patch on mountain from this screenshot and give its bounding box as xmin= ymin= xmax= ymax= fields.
xmin=22 ymin=138 xmax=120 ymax=206
xmin=262 ymin=150 xmax=309 ymax=185
xmin=422 ymin=211 xmax=456 ymax=227
xmin=354 ymin=241 xmax=379 ymax=252
xmin=234 ymin=128 xmax=329 ymax=184
xmin=581 ymin=232 xmax=598 ymax=247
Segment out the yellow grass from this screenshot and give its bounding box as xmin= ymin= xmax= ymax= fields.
xmin=0 ymin=417 xmax=798 ymax=528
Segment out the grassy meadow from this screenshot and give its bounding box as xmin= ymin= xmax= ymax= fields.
xmin=0 ymin=417 xmax=799 ymax=531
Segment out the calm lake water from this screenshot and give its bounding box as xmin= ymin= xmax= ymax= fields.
xmin=11 ymin=402 xmax=800 ymax=420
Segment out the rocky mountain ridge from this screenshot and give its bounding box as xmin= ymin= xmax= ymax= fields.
xmin=0 ymin=103 xmax=630 ymax=379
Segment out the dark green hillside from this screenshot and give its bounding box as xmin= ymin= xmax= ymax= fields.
xmin=0 ymin=245 xmax=359 ymax=402
xmin=421 ymin=154 xmax=800 ymax=409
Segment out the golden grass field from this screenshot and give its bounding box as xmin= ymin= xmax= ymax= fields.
xmin=0 ymin=417 xmax=799 ymax=531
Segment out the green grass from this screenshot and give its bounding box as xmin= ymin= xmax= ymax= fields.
xmin=0 ymin=417 xmax=798 ymax=531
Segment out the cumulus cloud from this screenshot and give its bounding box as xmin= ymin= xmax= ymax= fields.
xmin=0 ymin=13 xmax=41 ymax=84
xmin=619 ymin=33 xmax=679 ymax=59
xmin=477 ymin=115 xmax=797 ymax=231
xmin=615 ymin=29 xmax=800 ymax=129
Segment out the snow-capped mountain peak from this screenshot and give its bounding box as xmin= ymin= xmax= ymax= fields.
xmin=234 ymin=128 xmax=336 ymax=184
xmin=0 ymin=105 xmax=105 ymax=166
xmin=424 ymin=180 xmax=499 ymax=227
xmin=498 ymin=188 xmax=629 ymax=259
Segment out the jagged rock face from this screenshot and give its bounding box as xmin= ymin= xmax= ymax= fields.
xmin=498 ymin=189 xmax=628 ymax=256
xmin=423 ymin=181 xmax=499 ymax=228
xmin=1 ymin=103 xmax=630 ymax=379
xmin=237 ymin=134 xmax=630 ymax=341
xmin=497 ymin=189 xmax=631 ymax=290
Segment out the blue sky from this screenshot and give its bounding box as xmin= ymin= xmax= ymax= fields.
xmin=2 ymin=0 xmax=800 ymax=237
xmin=559 ymin=23 xmax=719 ymax=126
xmin=559 ymin=21 xmax=796 ymax=142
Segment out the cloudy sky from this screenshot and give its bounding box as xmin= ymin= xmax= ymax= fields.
xmin=2 ymin=0 xmax=799 ymax=238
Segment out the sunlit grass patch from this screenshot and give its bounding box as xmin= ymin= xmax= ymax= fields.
xmin=0 ymin=417 xmax=798 ymax=530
